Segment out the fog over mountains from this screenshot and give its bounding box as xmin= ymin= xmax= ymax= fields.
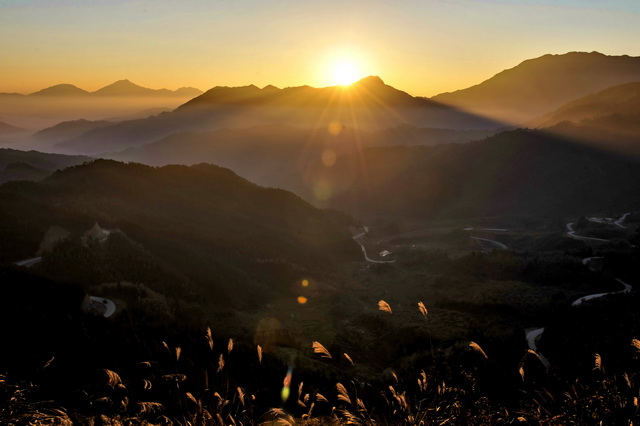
xmin=0 ymin=81 xmax=203 ymax=130
xmin=5 ymin=79 xmax=202 ymax=98
xmin=35 ymin=76 xmax=502 ymax=155
xmin=2 ymin=51 xmax=640 ymax=222
xmin=3 ymin=51 xmax=640 ymax=424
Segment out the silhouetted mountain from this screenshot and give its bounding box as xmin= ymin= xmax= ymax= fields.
xmin=432 ymin=52 xmax=640 ymax=124
xmin=0 ymin=120 xmax=25 ymax=135
xmin=0 ymin=82 xmax=203 ymax=132
xmin=29 ymin=84 xmax=90 ymax=97
xmin=33 ymin=119 xmax=113 ymax=143
xmin=92 ymin=79 xmax=171 ymax=97
xmin=308 ymin=129 xmax=640 ymax=220
xmin=0 ymin=160 xmax=359 ymax=307
xmin=49 ymin=77 xmax=502 ymax=155
xmin=179 ymin=76 xmax=421 ymax=109
xmin=173 ymin=86 xmax=204 ymax=97
xmin=92 ymin=80 xmax=202 ymax=97
xmin=7 ymin=81 xmax=202 ymax=98
xmin=108 ymin=124 xmax=495 ymax=191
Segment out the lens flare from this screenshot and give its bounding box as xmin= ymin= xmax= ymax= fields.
xmin=281 ymin=366 xmax=294 ymax=402
xmin=313 ymin=179 xmax=332 ymax=201
xmin=297 ymin=296 xmax=308 ymax=304
xmin=328 ymin=121 xmax=343 ymax=135
xmin=322 ymin=149 xmax=337 ymax=167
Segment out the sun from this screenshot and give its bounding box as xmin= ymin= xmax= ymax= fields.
xmin=332 ymin=61 xmax=359 ymax=86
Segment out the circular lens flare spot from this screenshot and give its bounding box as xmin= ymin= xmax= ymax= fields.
xmin=328 ymin=121 xmax=343 ymax=136
xmin=297 ymin=296 xmax=308 ymax=304
xmin=313 ymin=179 xmax=332 ymax=201
xmin=301 ymin=279 xmax=309 ymax=287
xmin=322 ymin=149 xmax=337 ymax=167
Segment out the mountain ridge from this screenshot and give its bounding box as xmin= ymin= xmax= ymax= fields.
xmin=2 ymin=80 xmax=203 ymax=97
xmin=323 ymin=128 xmax=640 ymax=220
xmin=45 ymin=76 xmax=503 ymax=155
xmin=432 ymin=51 xmax=640 ymax=124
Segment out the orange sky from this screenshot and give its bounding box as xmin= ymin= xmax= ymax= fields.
xmin=1 ymin=0 xmax=640 ymax=96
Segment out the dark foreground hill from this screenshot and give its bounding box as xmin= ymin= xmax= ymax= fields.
xmin=0 ymin=160 xmax=359 ymax=308
xmin=2 ymin=162 xmax=640 ymax=424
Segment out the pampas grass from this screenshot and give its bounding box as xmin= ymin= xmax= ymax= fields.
xmin=336 ymin=383 xmax=351 ymax=404
xmin=343 ymin=353 xmax=354 ymax=365
xmin=469 ymin=341 xmax=488 ymax=359
xmin=312 ymin=341 xmax=332 ymax=359
xmin=378 ymin=300 xmax=392 ymax=314
xmin=418 ymin=301 xmax=428 ymax=319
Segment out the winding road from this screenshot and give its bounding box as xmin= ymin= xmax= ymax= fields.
xmin=470 ymin=236 xmax=508 ymax=250
xmin=526 ymin=327 xmax=545 ymax=351
xmin=565 ymin=222 xmax=609 ymax=242
xmin=571 ymin=278 xmax=632 ymax=306
xmin=89 ymin=296 xmax=117 ymax=318
xmin=14 ymin=256 xmax=43 ymax=268
xmin=524 ymin=327 xmax=551 ymax=367
xmin=615 ymin=213 xmax=631 ymax=228
xmin=586 ymin=212 xmax=630 ymax=229
xmin=463 ymin=228 xmax=508 ymax=232
xmin=526 ymin=276 xmax=632 ymax=364
xmin=14 ymin=237 xmax=117 ymax=318
xmin=525 ymin=214 xmax=634 ymax=366
xmin=352 ymin=227 xmax=397 ymax=264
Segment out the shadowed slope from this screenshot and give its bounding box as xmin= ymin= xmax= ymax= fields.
xmin=320 ymin=129 xmax=640 ymax=220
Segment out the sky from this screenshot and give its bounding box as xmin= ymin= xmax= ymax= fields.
xmin=1 ymin=0 xmax=640 ymax=96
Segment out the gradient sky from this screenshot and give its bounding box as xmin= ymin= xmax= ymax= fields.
xmin=2 ymin=0 xmax=640 ymax=96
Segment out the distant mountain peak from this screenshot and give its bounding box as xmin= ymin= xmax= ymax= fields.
xmin=92 ymin=80 xmax=150 ymax=96
xmin=92 ymin=80 xmax=198 ymax=97
xmin=29 ymin=84 xmax=90 ymax=96
xmin=100 ymin=79 xmax=144 ymax=89
xmin=354 ymin=76 xmax=385 ymax=86
xmin=113 ymin=79 xmax=134 ymax=85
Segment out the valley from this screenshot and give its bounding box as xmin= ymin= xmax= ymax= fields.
xmin=2 ymin=50 xmax=640 ymax=424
